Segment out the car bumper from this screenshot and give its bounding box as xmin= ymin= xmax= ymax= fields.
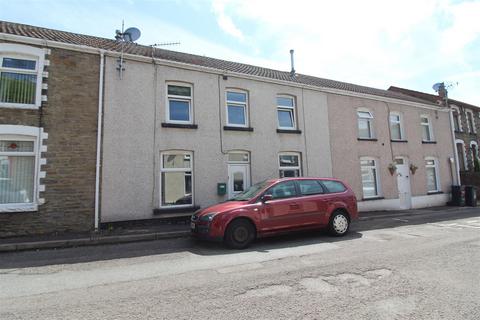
xmin=190 ymin=222 xmax=223 ymax=242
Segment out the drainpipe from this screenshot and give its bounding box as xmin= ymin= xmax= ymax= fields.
xmin=94 ymin=50 xmax=105 ymax=231
xmin=447 ymin=100 xmax=461 ymax=185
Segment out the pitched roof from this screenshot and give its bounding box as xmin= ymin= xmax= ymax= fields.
xmin=0 ymin=20 xmax=437 ymax=106
xmin=388 ymin=86 xmax=479 ymax=110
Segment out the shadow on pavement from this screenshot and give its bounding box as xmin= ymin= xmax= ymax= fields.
xmin=0 ymin=208 xmax=478 ymax=269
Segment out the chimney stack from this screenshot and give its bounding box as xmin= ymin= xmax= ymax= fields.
xmin=437 ymin=83 xmax=447 ymax=100
xmin=290 ymin=49 xmax=295 ymax=76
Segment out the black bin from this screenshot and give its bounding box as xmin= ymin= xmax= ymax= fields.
xmin=450 ymin=185 xmax=465 ymax=206
xmin=465 ymin=185 xmax=477 ymax=207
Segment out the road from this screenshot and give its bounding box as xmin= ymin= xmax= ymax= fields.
xmin=1 ymin=208 xmax=479 ymax=319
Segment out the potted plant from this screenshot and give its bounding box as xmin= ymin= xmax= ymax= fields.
xmin=388 ymin=163 xmax=397 ymax=175
xmin=410 ymin=164 xmax=418 ymax=175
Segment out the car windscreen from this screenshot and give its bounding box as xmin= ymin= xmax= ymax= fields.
xmin=231 ymin=180 xmax=271 ymax=201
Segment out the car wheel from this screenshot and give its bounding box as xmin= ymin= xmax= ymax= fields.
xmin=224 ymin=219 xmax=255 ymax=249
xmin=328 ymin=211 xmax=350 ymax=236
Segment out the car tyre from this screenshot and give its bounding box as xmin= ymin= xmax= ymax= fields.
xmin=224 ymin=219 xmax=255 ymax=249
xmin=328 ymin=210 xmax=350 ymax=236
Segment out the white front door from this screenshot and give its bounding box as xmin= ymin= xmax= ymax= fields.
xmin=395 ymin=158 xmax=412 ymax=209
xmin=228 ymin=164 xmax=250 ymax=199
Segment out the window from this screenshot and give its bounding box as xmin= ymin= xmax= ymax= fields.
xmin=357 ymin=110 xmax=374 ymax=139
xmin=452 ymin=106 xmax=462 ymax=132
xmin=360 ymin=158 xmax=380 ymax=198
xmin=160 ymin=151 xmax=193 ymax=207
xmin=226 ymin=90 xmax=248 ymax=127
xmin=389 ymin=112 xmax=403 ymax=140
xmin=166 ymin=83 xmax=192 ymax=123
xmin=466 ymin=110 xmax=475 ymax=133
xmin=0 ymin=44 xmax=44 ymax=108
xmin=228 ymin=152 xmax=249 ymax=163
xmin=279 ymin=153 xmax=301 ymax=178
xmin=298 ymin=180 xmax=324 ymax=195
xmin=425 ymin=158 xmax=440 ymax=192
xmin=0 ymin=125 xmax=44 ymax=212
xmin=277 ymin=96 xmax=296 ymax=129
xmin=321 ymin=180 xmax=347 ymax=193
xmin=420 ymin=116 xmax=433 ymax=141
xmin=264 ymin=181 xmax=297 ymax=199
xmin=456 ymin=140 xmax=466 ymax=171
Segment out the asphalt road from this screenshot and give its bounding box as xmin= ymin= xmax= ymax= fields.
xmin=1 ymin=208 xmax=479 ymax=319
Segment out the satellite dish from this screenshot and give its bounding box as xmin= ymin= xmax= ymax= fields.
xmin=432 ymin=82 xmax=443 ymax=92
xmin=123 ymin=27 xmax=141 ymax=42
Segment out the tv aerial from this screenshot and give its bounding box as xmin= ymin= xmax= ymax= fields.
xmin=115 ymin=21 xmax=142 ymax=79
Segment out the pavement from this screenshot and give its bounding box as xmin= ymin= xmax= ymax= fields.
xmin=0 ymin=206 xmax=479 ymax=319
xmin=0 ymin=205 xmax=476 ymax=252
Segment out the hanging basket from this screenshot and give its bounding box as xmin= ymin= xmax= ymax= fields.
xmin=410 ymin=164 xmax=418 ymax=175
xmin=388 ymin=163 xmax=397 ymax=175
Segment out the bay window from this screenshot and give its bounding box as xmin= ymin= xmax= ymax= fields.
xmin=160 ymin=151 xmax=193 ymax=207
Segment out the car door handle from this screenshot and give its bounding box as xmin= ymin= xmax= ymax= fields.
xmin=289 ymin=203 xmax=300 ymax=210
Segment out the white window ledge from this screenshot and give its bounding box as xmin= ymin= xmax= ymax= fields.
xmin=0 ymin=203 xmax=38 ymax=213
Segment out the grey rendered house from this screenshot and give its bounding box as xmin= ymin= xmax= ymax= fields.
xmin=0 ymin=21 xmax=458 ymax=233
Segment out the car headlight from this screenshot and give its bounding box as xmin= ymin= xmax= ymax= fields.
xmin=199 ymin=212 xmax=219 ymax=222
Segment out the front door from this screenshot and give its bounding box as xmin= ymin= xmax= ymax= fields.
xmin=228 ymin=164 xmax=250 ymax=199
xmin=395 ymin=157 xmax=412 ymax=209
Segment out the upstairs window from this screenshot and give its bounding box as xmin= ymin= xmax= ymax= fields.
xmin=0 ymin=44 xmax=44 ymax=108
xmin=452 ymin=106 xmax=462 ymax=132
xmin=166 ymin=83 xmax=192 ymax=123
xmin=420 ymin=115 xmax=434 ymax=142
xmin=389 ymin=112 xmax=404 ymax=140
xmin=226 ymin=90 xmax=248 ymax=127
xmin=279 ymin=153 xmax=301 ymax=178
xmin=357 ymin=110 xmax=374 ymax=139
xmin=466 ymin=110 xmax=476 ymax=133
xmin=277 ymin=96 xmax=296 ymax=129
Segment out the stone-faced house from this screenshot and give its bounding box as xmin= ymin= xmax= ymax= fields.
xmin=389 ymin=86 xmax=480 ymax=179
xmin=0 ymin=21 xmax=459 ymax=237
xmin=0 ymin=21 xmax=101 ymax=237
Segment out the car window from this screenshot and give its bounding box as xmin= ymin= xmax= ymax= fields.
xmin=298 ymin=180 xmax=324 ymax=195
xmin=264 ymin=181 xmax=297 ymax=199
xmin=321 ymin=180 xmax=346 ymax=193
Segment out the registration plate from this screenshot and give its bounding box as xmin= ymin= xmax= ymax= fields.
xmin=190 ymin=222 xmax=196 ymax=230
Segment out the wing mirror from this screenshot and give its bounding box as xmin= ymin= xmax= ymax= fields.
xmin=261 ymin=194 xmax=273 ymax=202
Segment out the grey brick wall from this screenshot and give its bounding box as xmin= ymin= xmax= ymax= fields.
xmin=0 ymin=45 xmax=99 ymax=237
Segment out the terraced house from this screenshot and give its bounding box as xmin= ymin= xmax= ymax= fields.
xmin=0 ymin=21 xmax=458 ymax=236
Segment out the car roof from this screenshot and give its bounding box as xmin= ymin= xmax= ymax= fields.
xmin=271 ymin=177 xmax=345 ymax=183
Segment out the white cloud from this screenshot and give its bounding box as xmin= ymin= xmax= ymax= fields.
xmin=208 ymin=0 xmax=480 ymax=105
xmin=211 ymin=0 xmax=245 ymax=41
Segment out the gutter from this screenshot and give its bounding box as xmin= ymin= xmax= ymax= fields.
xmin=94 ymin=50 xmax=105 ymax=230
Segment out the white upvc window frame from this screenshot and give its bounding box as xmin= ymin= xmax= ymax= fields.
xmin=357 ymin=108 xmax=374 ymax=139
xmin=465 ymin=109 xmax=476 ymax=133
xmin=227 ymin=150 xmax=250 ymax=163
xmin=389 ymin=111 xmax=404 ymax=141
xmin=165 ymin=82 xmax=193 ymax=124
xmin=278 ymin=152 xmax=302 ymax=178
xmin=360 ymin=157 xmax=381 ymax=199
xmin=451 ymin=105 xmax=462 ymax=132
xmin=425 ymin=157 xmax=441 ymax=193
xmin=276 ymin=95 xmax=296 ymax=130
xmin=0 ymin=44 xmax=45 ymax=109
xmin=159 ymin=150 xmax=194 ymax=209
xmin=225 ymin=89 xmax=248 ymax=127
xmin=420 ymin=115 xmax=434 ymax=142
xmin=0 ymin=125 xmax=46 ymax=212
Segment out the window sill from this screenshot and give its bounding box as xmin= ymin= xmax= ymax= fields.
xmin=0 ymin=103 xmax=39 ymax=110
xmin=161 ymin=123 xmax=198 ymax=129
xmin=0 ymin=203 xmax=38 ymax=213
xmin=391 ymin=139 xmax=408 ymax=143
xmin=277 ymin=129 xmax=302 ymax=134
xmin=223 ymin=126 xmax=254 ymax=132
xmin=153 ymin=206 xmax=200 ymax=215
xmin=427 ymin=191 xmax=443 ymax=195
xmin=422 ymin=141 xmax=437 ymax=144
xmin=357 ymin=138 xmax=378 ymax=141
xmin=361 ymin=196 xmax=384 ymax=201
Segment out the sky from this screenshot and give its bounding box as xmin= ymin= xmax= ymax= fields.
xmin=1 ymin=0 xmax=479 ymax=105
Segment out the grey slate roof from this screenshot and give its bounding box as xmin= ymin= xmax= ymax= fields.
xmin=0 ymin=20 xmax=437 ymax=106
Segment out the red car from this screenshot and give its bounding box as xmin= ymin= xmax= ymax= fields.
xmin=191 ymin=177 xmax=358 ymax=249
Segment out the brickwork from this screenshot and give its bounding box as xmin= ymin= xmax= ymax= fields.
xmin=453 ymin=105 xmax=480 ymax=172
xmin=0 ymin=45 xmax=99 ymax=237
